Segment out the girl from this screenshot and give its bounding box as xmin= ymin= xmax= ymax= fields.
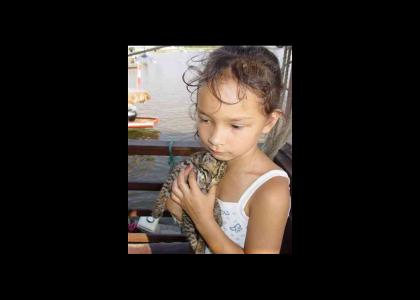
xmin=167 ymin=46 xmax=291 ymax=254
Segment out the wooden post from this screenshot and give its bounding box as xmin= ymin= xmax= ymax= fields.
xmin=285 ymin=68 xmax=292 ymax=117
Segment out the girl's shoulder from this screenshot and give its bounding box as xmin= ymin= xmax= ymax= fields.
xmin=248 ymin=173 xmax=290 ymax=216
xmin=254 ymin=164 xmax=290 ymax=199
xmin=245 ymin=157 xmax=290 ymax=214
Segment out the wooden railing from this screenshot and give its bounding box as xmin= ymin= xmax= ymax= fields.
xmin=128 ymin=140 xmax=292 ymax=254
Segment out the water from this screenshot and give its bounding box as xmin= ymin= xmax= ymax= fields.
xmin=128 ymin=50 xmax=204 ymax=209
xmin=128 ymin=47 xmax=290 ymax=209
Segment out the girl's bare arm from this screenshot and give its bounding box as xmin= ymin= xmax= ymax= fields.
xmin=244 ymin=177 xmax=290 ymax=254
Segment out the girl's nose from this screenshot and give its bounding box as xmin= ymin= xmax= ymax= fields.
xmin=208 ymin=127 xmax=225 ymax=147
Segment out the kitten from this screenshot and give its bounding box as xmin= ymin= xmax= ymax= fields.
xmin=151 ymin=151 xmax=227 ymax=254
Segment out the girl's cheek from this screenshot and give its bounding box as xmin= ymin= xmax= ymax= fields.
xmin=198 ymin=124 xmax=208 ymax=134
xmin=197 ymin=126 xmax=207 ymax=141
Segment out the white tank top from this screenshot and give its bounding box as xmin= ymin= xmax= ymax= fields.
xmin=204 ymin=169 xmax=290 ymax=254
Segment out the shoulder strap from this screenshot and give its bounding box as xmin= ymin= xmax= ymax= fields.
xmin=238 ymin=170 xmax=290 ymax=214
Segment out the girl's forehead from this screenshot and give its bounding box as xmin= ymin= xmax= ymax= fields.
xmin=197 ymin=80 xmax=264 ymax=117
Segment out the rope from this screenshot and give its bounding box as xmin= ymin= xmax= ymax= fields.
xmin=168 ymin=141 xmax=179 ymax=170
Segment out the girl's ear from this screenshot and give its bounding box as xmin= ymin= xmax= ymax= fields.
xmin=262 ymin=110 xmax=283 ymax=134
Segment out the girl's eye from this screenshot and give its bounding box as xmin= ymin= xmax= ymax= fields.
xmin=199 ymin=117 xmax=209 ymax=123
xmin=231 ymin=125 xmax=243 ymax=129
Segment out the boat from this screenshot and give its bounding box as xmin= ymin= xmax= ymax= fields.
xmin=128 ymin=116 xmax=159 ymax=129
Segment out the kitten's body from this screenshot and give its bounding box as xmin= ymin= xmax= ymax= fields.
xmin=152 ymin=151 xmax=227 ymax=254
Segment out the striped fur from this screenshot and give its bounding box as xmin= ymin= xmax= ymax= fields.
xmin=151 ymin=151 xmax=227 ymax=253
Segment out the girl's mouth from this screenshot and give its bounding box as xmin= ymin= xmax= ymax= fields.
xmin=209 ymin=148 xmax=223 ymax=155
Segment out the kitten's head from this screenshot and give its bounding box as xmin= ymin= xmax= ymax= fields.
xmin=197 ymin=151 xmax=227 ymax=186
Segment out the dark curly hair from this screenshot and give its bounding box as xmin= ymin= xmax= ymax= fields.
xmin=182 ymin=46 xmax=284 ymax=118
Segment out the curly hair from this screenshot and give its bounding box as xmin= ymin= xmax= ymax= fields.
xmin=182 ymin=46 xmax=284 ymax=116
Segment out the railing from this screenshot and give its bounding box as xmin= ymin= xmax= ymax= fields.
xmin=128 ymin=140 xmax=292 ymax=254
xmin=128 ymin=46 xmax=168 ymax=57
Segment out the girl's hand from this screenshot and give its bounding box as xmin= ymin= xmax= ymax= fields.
xmin=170 ymin=164 xmax=217 ymax=227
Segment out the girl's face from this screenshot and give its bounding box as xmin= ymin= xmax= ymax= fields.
xmin=196 ymin=78 xmax=279 ymax=161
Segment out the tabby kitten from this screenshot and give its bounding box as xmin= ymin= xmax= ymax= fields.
xmin=151 ymin=151 xmax=227 ymax=254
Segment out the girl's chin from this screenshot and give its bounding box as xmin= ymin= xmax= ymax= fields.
xmin=209 ymin=151 xmax=231 ymax=161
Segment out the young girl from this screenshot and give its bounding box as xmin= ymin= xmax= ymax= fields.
xmin=166 ymin=46 xmax=291 ymax=254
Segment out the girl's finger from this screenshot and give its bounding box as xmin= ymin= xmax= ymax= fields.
xmin=188 ymin=169 xmax=199 ymax=193
xmin=183 ymin=164 xmax=193 ymax=181
xmin=177 ymin=167 xmax=190 ymax=195
xmin=170 ymin=192 xmax=181 ymax=206
xmin=177 ymin=168 xmax=185 ymax=188
xmin=172 ymin=178 xmax=183 ymax=198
